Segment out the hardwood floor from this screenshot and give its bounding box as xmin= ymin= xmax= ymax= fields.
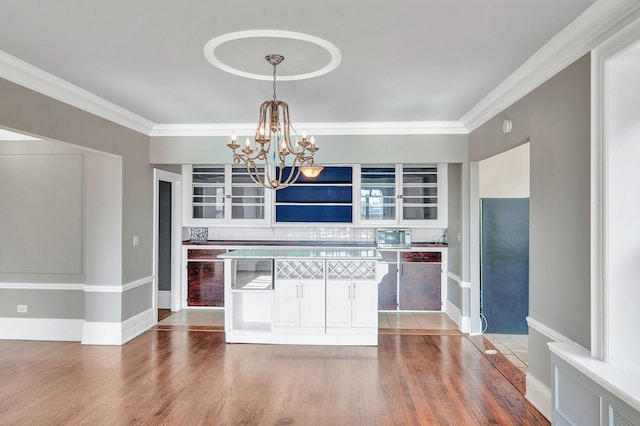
xmin=0 ymin=330 xmax=548 ymax=425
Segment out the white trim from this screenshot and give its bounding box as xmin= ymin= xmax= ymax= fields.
xmin=461 ymin=0 xmax=640 ymax=131
xmin=0 ymin=317 xmax=84 ymax=341
xmin=150 ymin=121 xmax=468 ymax=137
xmin=445 ymin=299 xmax=470 ymax=334
xmin=445 ymin=271 xmax=471 ymax=289
xmin=204 ymin=30 xmax=342 ymax=81
xmin=590 ymin=13 xmax=640 ymax=363
xmin=526 ymin=316 xmax=573 ymax=343
xmin=0 ymin=50 xmax=154 ymax=135
xmin=123 ymin=276 xmax=153 ymax=292
xmin=549 ymin=342 xmax=640 ymax=415
xmin=82 ymin=276 xmax=153 ymax=293
xmin=526 ymin=372 xmax=552 ymax=421
xmin=153 ymin=169 xmax=183 ymax=315
xmin=158 ymin=290 xmax=171 ymax=309
xmin=0 ymin=282 xmax=84 ymax=291
xmin=445 ymin=270 xmax=462 ymax=284
xmin=81 ymin=308 xmax=155 ymax=345
xmin=121 ymin=308 xmax=155 ymax=344
xmin=81 ymin=321 xmax=122 ymax=345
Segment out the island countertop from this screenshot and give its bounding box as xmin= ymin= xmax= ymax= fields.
xmin=218 ymin=248 xmax=382 ymax=260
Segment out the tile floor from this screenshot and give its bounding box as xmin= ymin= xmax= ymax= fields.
xmin=378 ymin=311 xmax=459 ymax=330
xmin=483 ymin=333 xmax=529 ymax=374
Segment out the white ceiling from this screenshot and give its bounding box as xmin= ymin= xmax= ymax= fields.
xmin=0 ymin=0 xmax=601 ymax=132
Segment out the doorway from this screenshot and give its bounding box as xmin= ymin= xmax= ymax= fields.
xmin=477 ymin=142 xmax=530 ymax=334
xmin=153 ymin=169 xmax=182 ymax=322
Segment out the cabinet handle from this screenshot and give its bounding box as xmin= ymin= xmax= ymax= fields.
xmin=352 ymin=283 xmax=356 ymax=299
xmin=296 ymin=284 xmax=299 ymax=298
xmin=300 ymin=283 xmax=304 ymax=298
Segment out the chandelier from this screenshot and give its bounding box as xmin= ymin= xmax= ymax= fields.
xmin=227 ymin=54 xmax=323 ymax=190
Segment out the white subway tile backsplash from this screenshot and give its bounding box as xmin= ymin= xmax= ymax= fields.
xmin=185 ymin=225 xmax=445 ymax=243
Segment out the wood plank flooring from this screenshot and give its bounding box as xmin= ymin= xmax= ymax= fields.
xmin=0 ymin=330 xmax=548 ymax=425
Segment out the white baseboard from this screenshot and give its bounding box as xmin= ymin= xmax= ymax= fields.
xmin=82 ymin=308 xmax=155 ymax=345
xmin=158 ymin=290 xmax=171 ymax=309
xmin=0 ymin=317 xmax=84 ymax=341
xmin=121 ymin=308 xmax=155 ymax=344
xmin=526 ymin=372 xmax=552 ymax=420
xmin=445 ymin=299 xmax=470 ymax=333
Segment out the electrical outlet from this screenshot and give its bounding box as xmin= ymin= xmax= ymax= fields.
xmin=133 ymin=235 xmax=139 ymax=246
xmin=17 ymin=305 xmax=27 ymax=313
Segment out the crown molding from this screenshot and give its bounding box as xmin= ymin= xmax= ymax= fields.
xmin=150 ymin=121 xmax=468 ymax=137
xmin=0 ymin=50 xmax=155 ymax=135
xmin=460 ymin=0 xmax=640 ymax=132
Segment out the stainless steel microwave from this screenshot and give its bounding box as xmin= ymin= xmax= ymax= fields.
xmin=375 ymin=228 xmax=412 ymax=248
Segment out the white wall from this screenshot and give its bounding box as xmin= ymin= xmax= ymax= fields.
xmin=479 ymin=142 xmax=530 ymax=198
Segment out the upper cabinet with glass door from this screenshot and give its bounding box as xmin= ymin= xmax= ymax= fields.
xmin=183 ymin=164 xmax=270 ymax=226
xmin=357 ymin=163 xmax=447 ymax=228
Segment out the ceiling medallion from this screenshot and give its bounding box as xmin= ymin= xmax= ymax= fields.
xmin=203 ymin=30 xmax=341 ymax=81
xmin=227 ymin=54 xmax=322 ymax=190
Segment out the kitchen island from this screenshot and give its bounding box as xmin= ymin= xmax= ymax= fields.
xmin=219 ymin=248 xmax=387 ymax=346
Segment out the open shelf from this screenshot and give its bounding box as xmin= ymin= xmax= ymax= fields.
xmin=231 ymin=290 xmax=273 ymax=332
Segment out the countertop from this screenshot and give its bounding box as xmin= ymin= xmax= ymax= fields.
xmin=183 ymin=240 xmax=447 ymax=249
xmin=218 ymin=248 xmax=382 ymax=260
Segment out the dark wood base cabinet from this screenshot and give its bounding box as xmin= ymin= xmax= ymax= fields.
xmin=186 ymin=249 xmax=226 ymax=307
xmin=187 ymin=261 xmax=224 ymax=306
xmin=379 ymin=250 xmax=443 ymax=311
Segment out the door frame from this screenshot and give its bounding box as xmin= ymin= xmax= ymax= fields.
xmin=152 ymin=169 xmax=183 ymax=320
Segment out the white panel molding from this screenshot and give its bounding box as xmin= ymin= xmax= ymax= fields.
xmin=150 ymin=121 xmax=468 ymax=137
xmin=526 ymin=316 xmax=573 ymax=343
xmin=0 ymin=317 xmax=83 ymax=341
xmin=0 ymin=50 xmax=154 ymax=135
xmin=81 ymin=308 xmax=155 ymax=345
xmin=461 ymin=0 xmax=640 ymax=132
xmin=526 ymin=373 xmax=552 ymax=421
xmin=0 ymin=282 xmax=84 ymax=290
xmin=82 ymin=276 xmax=153 ymax=293
xmin=158 ymin=290 xmax=171 ymax=309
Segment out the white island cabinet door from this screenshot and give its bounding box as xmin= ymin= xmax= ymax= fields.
xmin=351 ymin=281 xmax=378 ymax=328
xmin=299 ymin=279 xmax=326 ymax=327
xmin=274 ymin=280 xmax=300 ymax=327
xmin=326 ymin=280 xmax=352 ymax=328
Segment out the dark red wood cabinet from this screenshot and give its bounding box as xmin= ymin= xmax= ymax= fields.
xmin=399 ymin=251 xmax=442 ymax=311
xmin=187 ymin=249 xmax=226 ymax=307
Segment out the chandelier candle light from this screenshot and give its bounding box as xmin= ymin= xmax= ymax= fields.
xmin=227 ymin=54 xmax=323 ymax=190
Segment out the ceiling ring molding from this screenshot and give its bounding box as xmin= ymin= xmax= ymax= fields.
xmin=203 ymin=30 xmax=342 ymax=81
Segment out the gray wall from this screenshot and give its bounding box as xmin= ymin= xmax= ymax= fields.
xmin=469 ymin=54 xmax=591 ymax=384
xmin=0 ymin=78 xmax=153 ymax=325
xmin=150 ymin=134 xmax=469 ymax=165
xmin=447 ymin=163 xmax=463 ymax=309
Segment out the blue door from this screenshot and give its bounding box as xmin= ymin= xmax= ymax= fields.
xmin=481 ymin=198 xmax=529 ymax=333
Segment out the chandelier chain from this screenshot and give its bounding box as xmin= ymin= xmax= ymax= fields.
xmin=272 ymin=62 xmax=277 ymax=101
